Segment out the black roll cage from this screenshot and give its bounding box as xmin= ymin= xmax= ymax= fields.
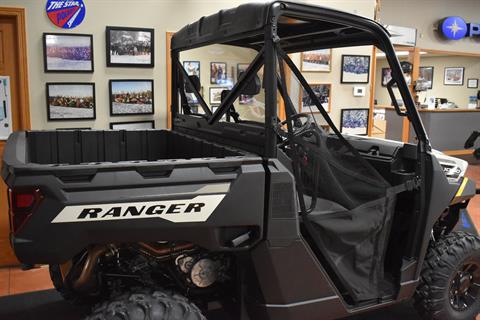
xmin=171 ymin=2 xmax=431 ymax=156
xmin=170 ymin=0 xmax=433 ymax=267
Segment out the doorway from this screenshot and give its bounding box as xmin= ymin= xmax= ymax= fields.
xmin=0 ymin=7 xmax=31 ymax=266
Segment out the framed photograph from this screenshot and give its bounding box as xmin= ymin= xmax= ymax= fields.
xmin=106 ymin=26 xmax=154 ymax=68
xmin=210 ymin=87 xmax=226 ymax=105
xmin=467 ymin=78 xmax=479 ymax=89
xmin=341 ymin=55 xmax=370 ymax=84
xmin=237 ymin=63 xmax=250 ymax=80
xmin=419 ymin=66 xmax=434 ymax=89
xmin=110 ymin=80 xmax=154 ymax=116
xmin=381 ymin=68 xmax=393 ymax=87
xmin=340 ymin=108 xmax=369 ymax=135
xmin=183 ymin=61 xmax=200 ymax=78
xmin=237 ymin=63 xmax=255 ymax=104
xmin=444 ymin=67 xmax=464 ymax=86
xmin=43 ymin=33 xmax=93 ymax=72
xmin=299 ymin=83 xmax=332 ymax=113
xmin=46 ymin=83 xmax=96 ymax=121
xmin=210 ymin=62 xmax=227 ymax=84
xmin=300 ymin=49 xmax=332 ymax=72
xmin=110 ymin=120 xmax=155 ymax=130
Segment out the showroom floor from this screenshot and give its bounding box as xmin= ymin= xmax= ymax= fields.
xmin=0 ymin=164 xmax=479 ymax=319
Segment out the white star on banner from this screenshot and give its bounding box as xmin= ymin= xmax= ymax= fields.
xmin=447 ymin=19 xmax=464 ymax=37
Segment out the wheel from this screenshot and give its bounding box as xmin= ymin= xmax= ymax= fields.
xmin=50 ymin=264 xmax=78 ymax=301
xmin=414 ymin=231 xmax=480 ymax=320
xmin=85 ymin=289 xmax=206 ymax=320
xmin=49 ymin=264 xmax=98 ymax=304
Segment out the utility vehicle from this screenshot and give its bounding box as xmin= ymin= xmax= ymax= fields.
xmin=2 ymin=2 xmax=480 ymax=319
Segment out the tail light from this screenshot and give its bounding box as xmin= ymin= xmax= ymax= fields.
xmin=8 ymin=188 xmax=43 ymax=234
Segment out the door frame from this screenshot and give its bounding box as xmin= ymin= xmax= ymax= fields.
xmin=0 ymin=7 xmax=31 ymax=130
xmin=0 ymin=7 xmax=30 ymax=266
xmin=166 ymin=31 xmax=174 ymax=129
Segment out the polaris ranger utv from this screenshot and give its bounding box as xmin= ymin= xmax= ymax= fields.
xmin=2 ymin=2 xmax=480 ymax=320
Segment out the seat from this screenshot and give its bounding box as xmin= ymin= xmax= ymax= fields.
xmin=303 ymin=196 xmax=348 ymax=217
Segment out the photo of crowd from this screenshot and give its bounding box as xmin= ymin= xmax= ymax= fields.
xmin=301 ymin=83 xmax=331 ymax=113
xmin=110 ymin=80 xmax=154 ymax=115
xmin=107 ymin=27 xmax=154 ymax=67
xmin=47 ymin=83 xmax=95 ymax=120
xmin=44 ymin=34 xmax=93 ymax=72
xmin=340 ymin=108 xmax=369 ymax=135
xmin=301 ymin=49 xmax=332 ymax=72
xmin=341 ymin=55 xmax=371 ymax=83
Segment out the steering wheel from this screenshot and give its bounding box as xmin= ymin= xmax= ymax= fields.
xmin=274 ymin=113 xmax=314 ymax=140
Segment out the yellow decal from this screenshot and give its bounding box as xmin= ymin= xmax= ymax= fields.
xmin=455 ymin=178 xmax=469 ymax=198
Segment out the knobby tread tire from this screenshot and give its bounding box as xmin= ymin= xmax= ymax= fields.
xmin=49 ymin=264 xmax=97 ymax=305
xmin=49 ymin=264 xmax=78 ymax=302
xmin=414 ymin=231 xmax=480 ymax=320
xmin=85 ymin=289 xmax=207 ymax=320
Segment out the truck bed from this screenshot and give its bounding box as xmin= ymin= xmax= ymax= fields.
xmin=27 ymin=129 xmax=244 ymax=165
xmin=2 ymin=129 xmax=266 ymax=264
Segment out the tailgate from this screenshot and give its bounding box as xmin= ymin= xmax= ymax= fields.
xmin=2 ymin=132 xmax=266 ymax=264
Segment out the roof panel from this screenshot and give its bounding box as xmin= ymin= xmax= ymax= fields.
xmin=171 ymin=2 xmax=271 ymax=51
xmin=171 ymin=1 xmax=388 ymax=52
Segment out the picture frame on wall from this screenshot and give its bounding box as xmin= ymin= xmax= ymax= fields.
xmin=300 ymin=49 xmax=332 ymax=72
xmin=300 ymin=83 xmax=332 ymax=113
xmin=183 ymin=61 xmax=200 ymax=78
xmin=381 ymin=68 xmax=392 ymax=87
xmin=43 ymin=33 xmax=94 ymax=72
xmin=340 ymin=108 xmax=369 ymax=135
xmin=109 ymin=79 xmax=154 ymax=116
xmin=444 ymin=67 xmax=464 ymax=86
xmin=210 ymin=87 xmax=226 ymax=105
xmin=110 ymin=120 xmax=155 ymax=130
xmin=467 ymin=78 xmax=479 ymax=89
xmin=341 ymin=55 xmax=370 ymax=84
xmin=106 ymin=26 xmax=154 ymax=68
xmin=210 ymin=62 xmax=227 ymax=84
xmin=46 ymin=82 xmax=96 ymax=121
xmin=419 ymin=66 xmax=434 ymax=89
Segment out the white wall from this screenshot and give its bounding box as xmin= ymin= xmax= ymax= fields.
xmin=375 ymin=55 xmax=480 ymax=107
xmin=290 ymin=46 xmax=374 ymax=127
xmin=379 ymin=0 xmax=480 ymax=54
xmin=416 ymin=55 xmax=480 ymax=107
xmin=0 ymin=0 xmax=376 ymax=130
xmin=180 ymin=44 xmax=265 ymax=121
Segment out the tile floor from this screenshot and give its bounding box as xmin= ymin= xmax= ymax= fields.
xmin=0 ymin=163 xmax=479 ymax=315
xmin=0 ymin=265 xmax=53 ymax=297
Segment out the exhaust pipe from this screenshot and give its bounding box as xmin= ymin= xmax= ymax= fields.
xmin=72 ymin=245 xmax=111 ymax=291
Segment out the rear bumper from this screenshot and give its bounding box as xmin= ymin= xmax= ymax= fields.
xmin=7 ymin=160 xmax=266 ymax=264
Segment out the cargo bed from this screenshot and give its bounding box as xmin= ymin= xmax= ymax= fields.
xmin=1 ymin=129 xmax=265 ymax=263
xmin=27 ymin=129 xmax=245 ymax=164
xmin=2 ymin=129 xmax=256 ymax=177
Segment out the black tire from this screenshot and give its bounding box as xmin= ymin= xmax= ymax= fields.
xmin=85 ymin=289 xmax=206 ymax=320
xmin=49 ymin=264 xmax=97 ymax=305
xmin=414 ymin=231 xmax=480 ymax=320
